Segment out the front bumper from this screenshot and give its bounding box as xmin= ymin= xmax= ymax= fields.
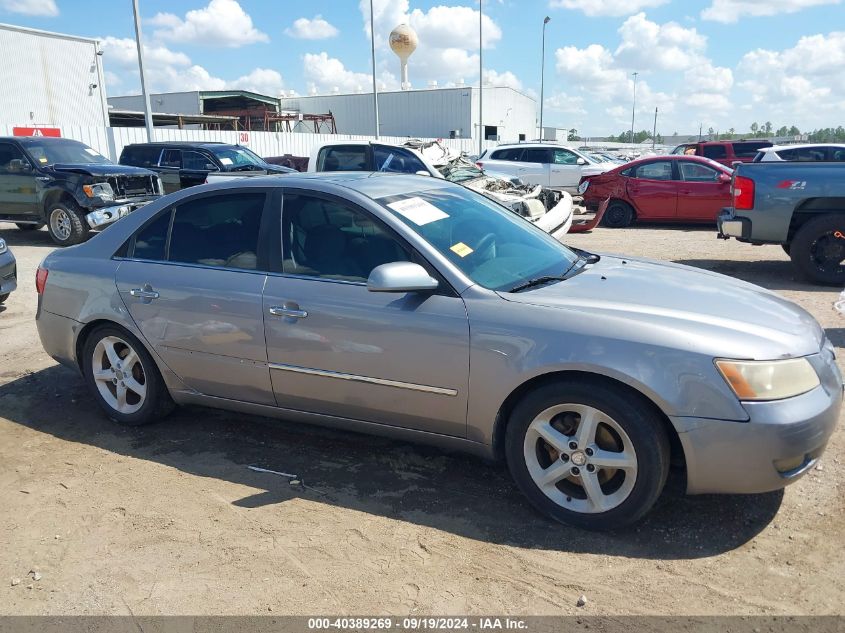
xmin=677 ymin=350 xmax=842 ymax=495
xmin=0 ymin=251 xmax=16 ymax=297
xmin=85 ymin=198 xmax=155 ymax=229
xmin=716 ymin=207 xmax=751 ymax=240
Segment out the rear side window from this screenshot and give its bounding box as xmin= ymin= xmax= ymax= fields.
xmin=522 ymin=148 xmax=551 ymax=164
xmin=832 ymin=148 xmax=845 ymax=162
xmin=120 ymin=145 xmax=162 ymax=168
xmin=160 ymin=149 xmax=181 ymax=168
xmin=733 ymin=142 xmax=771 ymax=158
xmin=318 ymin=146 xmax=368 ymax=171
xmin=490 ymin=148 xmax=523 ymax=160
xmin=777 ymin=147 xmax=826 ymax=161
xmin=132 ymin=193 xmax=266 ymax=270
xmin=373 ymin=146 xmax=426 ymax=174
xmin=702 ymin=145 xmax=727 ymax=159
xmin=633 ymin=161 xmax=674 ymax=180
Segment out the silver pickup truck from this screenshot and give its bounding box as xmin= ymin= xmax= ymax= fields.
xmin=717 ymin=162 xmax=845 ymax=285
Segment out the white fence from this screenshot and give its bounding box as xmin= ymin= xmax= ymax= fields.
xmin=0 ymin=124 xmax=501 ymax=162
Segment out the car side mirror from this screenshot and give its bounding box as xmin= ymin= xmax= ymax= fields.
xmin=718 ymin=173 xmax=731 ymax=183
xmin=415 ymin=170 xmax=431 ymax=176
xmin=576 ymin=158 xmax=587 ymax=165
xmin=8 ymin=159 xmax=31 ymax=173
xmin=367 ymin=262 xmax=439 ymax=293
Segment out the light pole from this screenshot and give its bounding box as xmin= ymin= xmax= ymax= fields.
xmin=132 ymin=0 xmax=154 ymax=142
xmin=369 ymin=0 xmax=380 ymax=139
xmin=478 ymin=0 xmax=483 ymax=155
xmin=629 ymin=71 xmax=639 ymax=145
xmin=652 ymin=107 xmax=658 ymax=151
xmin=539 ymin=16 xmax=550 ymax=141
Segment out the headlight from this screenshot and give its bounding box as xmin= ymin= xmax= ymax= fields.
xmin=0 ymin=238 xmax=6 ymax=255
xmin=82 ymin=182 xmax=115 ymax=200
xmin=715 ymin=358 xmax=820 ymax=401
xmin=578 ymin=180 xmax=590 ymax=195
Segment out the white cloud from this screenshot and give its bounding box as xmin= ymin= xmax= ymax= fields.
xmin=0 ymin=0 xmax=57 ymax=16
xmin=684 ymin=62 xmax=733 ymax=93
xmin=285 ymin=15 xmax=339 ymax=40
xmin=483 ymin=69 xmax=523 ymax=91
xmin=98 ymin=37 xmax=282 ymax=95
xmin=702 ymin=0 xmax=841 ymax=23
xmin=303 ymin=52 xmax=382 ymax=94
xmin=150 ymin=0 xmax=268 ymax=48
xmin=614 ymin=13 xmax=707 ymax=71
xmin=549 ymin=0 xmax=669 ymax=17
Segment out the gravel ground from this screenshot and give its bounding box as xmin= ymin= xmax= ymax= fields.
xmin=0 ymin=223 xmax=842 ymax=616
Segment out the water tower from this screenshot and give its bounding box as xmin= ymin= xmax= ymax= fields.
xmin=389 ymin=24 xmax=418 ymax=91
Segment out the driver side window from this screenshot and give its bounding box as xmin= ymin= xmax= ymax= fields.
xmin=0 ymin=143 xmax=27 ymax=173
xmin=282 ymin=194 xmax=411 ymax=283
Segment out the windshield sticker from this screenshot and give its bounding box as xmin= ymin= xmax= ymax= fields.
xmin=38 ymin=157 xmax=48 ymax=163
xmin=450 ymin=242 xmax=474 ymax=257
xmin=84 ymin=148 xmax=99 ymax=156
xmin=388 ymin=197 xmax=448 ymax=226
xmin=220 ymin=157 xmax=233 ymax=165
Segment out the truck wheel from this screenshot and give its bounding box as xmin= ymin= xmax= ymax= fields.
xmin=505 ymin=380 xmax=670 ymax=530
xmin=601 ymin=201 xmax=635 ymax=228
xmin=16 ymin=223 xmax=44 ymax=231
xmin=46 ymin=202 xmax=89 ymax=246
xmin=791 ymin=215 xmax=845 ymax=285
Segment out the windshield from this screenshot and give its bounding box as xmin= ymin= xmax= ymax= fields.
xmin=24 ymin=141 xmax=111 ymax=166
xmin=377 ymin=186 xmax=579 ymax=291
xmin=214 ymin=146 xmax=266 ymax=170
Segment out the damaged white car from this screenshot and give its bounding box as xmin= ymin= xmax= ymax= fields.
xmin=307 ymin=140 xmax=574 ymax=239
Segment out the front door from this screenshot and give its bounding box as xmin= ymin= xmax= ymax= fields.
xmin=549 ymin=148 xmax=583 ymax=192
xmin=676 ymin=161 xmax=731 ymax=221
xmin=0 ymin=143 xmax=38 ymax=217
xmin=625 ymin=160 xmax=678 ymax=219
xmin=115 ymin=190 xmax=275 ymax=405
xmin=262 ymin=191 xmax=470 ymax=437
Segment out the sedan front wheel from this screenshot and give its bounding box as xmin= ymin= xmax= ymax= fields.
xmin=506 ymin=380 xmax=670 ymax=530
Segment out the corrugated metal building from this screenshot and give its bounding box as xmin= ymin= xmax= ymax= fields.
xmin=280 ymin=86 xmax=536 ymax=142
xmin=0 ymin=23 xmax=109 ymax=127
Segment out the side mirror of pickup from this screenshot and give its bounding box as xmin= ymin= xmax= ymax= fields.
xmin=8 ymin=159 xmax=31 ymax=173
xmin=718 ymin=173 xmax=731 ymax=184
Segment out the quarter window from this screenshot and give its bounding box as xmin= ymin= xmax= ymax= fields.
xmin=160 ymin=149 xmax=181 ymax=168
xmin=702 ymin=145 xmax=727 ymax=159
xmin=318 ymin=146 xmax=368 ymax=171
xmin=121 ymin=145 xmax=162 ymax=168
xmin=282 ymin=194 xmax=410 ymax=283
xmin=491 ymin=148 xmax=523 ymax=161
xmin=522 ymin=148 xmax=551 ymax=164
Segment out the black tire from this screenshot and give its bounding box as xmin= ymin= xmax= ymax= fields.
xmin=781 ymin=243 xmax=791 ymax=256
xmin=0 ymin=293 xmax=8 ymax=304
xmin=81 ymin=324 xmax=174 ymax=426
xmin=16 ymin=223 xmax=44 ymax=231
xmin=790 ymin=214 xmax=845 ymax=285
xmin=46 ymin=201 xmax=89 ymax=246
xmin=505 ymin=380 xmax=670 ymax=530
xmin=601 ymin=201 xmax=635 ymax=228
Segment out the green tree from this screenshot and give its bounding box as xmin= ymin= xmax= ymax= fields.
xmin=788 ymin=125 xmax=801 ymax=137
xmin=750 ymin=122 xmax=759 ymax=135
xmin=776 ymin=126 xmax=789 ymax=137
xmin=764 ymin=121 xmax=773 ymax=135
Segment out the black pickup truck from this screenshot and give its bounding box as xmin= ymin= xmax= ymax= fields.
xmin=119 ymin=141 xmax=294 ymax=194
xmin=0 ymin=137 xmax=161 ymax=245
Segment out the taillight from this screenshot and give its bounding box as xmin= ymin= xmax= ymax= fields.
xmin=35 ymin=267 xmax=48 ymax=295
xmin=732 ymin=175 xmax=755 ymax=210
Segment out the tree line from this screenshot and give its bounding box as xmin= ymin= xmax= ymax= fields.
xmin=604 ymin=124 xmax=845 ymax=144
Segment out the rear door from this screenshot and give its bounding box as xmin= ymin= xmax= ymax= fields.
xmin=513 ymin=147 xmax=551 ymax=187
xmin=676 ymin=160 xmax=731 ymax=221
xmin=0 ymin=142 xmax=38 ymax=217
xmin=625 ymin=160 xmax=678 ymax=219
xmin=261 ymin=190 xmax=470 ymax=437
xmin=115 ymin=189 xmax=275 ymax=405
xmin=478 ymin=147 xmax=524 ymax=179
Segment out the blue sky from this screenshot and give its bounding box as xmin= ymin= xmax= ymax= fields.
xmin=1 ymin=0 xmax=844 ymax=136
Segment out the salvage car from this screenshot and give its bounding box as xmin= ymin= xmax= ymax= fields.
xmin=309 ymin=140 xmax=573 ymax=238
xmin=579 ymin=155 xmax=733 ymax=228
xmin=36 ymin=174 xmax=841 ymax=530
xmin=0 ymin=137 xmax=161 ymax=245
xmin=119 ymin=141 xmax=294 ymax=194
xmin=671 ymin=140 xmax=772 ymax=168
xmin=0 ymin=237 xmax=15 ymax=304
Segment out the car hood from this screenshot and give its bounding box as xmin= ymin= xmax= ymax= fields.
xmin=499 ymin=254 xmax=825 ymax=359
xmin=52 ymin=163 xmax=157 ymax=178
xmin=581 ymin=163 xmax=615 ymax=177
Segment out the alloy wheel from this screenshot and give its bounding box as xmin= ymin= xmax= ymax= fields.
xmin=49 ymin=208 xmax=72 ymax=241
xmin=91 ymin=336 xmax=147 ymax=415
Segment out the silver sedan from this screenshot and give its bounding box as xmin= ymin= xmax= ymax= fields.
xmin=36 ymin=174 xmax=842 ymax=529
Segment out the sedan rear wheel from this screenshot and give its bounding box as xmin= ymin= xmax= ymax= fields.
xmin=506 ymin=381 xmax=670 ymax=530
xmin=82 ymin=325 xmax=173 ymax=425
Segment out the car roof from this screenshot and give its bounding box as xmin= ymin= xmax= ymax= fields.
xmin=763 ymin=142 xmax=845 ymax=152
xmin=0 ymin=136 xmax=86 ymax=145
xmin=124 ymin=141 xmax=228 ymax=148
xmin=622 ymin=155 xmax=729 ymax=168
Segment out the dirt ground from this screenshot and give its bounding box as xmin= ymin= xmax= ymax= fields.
xmin=0 ymin=222 xmax=843 ymax=616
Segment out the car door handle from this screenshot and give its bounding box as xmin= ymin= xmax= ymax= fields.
xmin=268 ymin=306 xmax=308 ymax=319
xmin=129 ymin=288 xmax=160 ymax=300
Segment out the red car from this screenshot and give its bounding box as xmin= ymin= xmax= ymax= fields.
xmin=578 ymin=155 xmax=733 ymax=228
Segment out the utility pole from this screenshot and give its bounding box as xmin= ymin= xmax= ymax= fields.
xmin=652 ymin=107 xmax=658 ymax=151
xmin=132 ymin=0 xmax=154 ymax=142
xmin=539 ymin=16 xmax=550 ymax=141
xmin=478 ymin=0 xmax=483 ymax=155
xmin=629 ymin=71 xmax=639 ymax=145
xmin=698 ymin=123 xmax=703 ymax=141
xmin=369 ymin=0 xmax=380 ymax=139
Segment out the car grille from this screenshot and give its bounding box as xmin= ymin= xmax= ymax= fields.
xmin=108 ymin=175 xmax=158 ymax=198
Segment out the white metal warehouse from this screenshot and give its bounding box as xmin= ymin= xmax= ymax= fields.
xmin=280 ymin=86 xmax=537 ymax=143
xmin=0 ymin=23 xmax=109 ymax=127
